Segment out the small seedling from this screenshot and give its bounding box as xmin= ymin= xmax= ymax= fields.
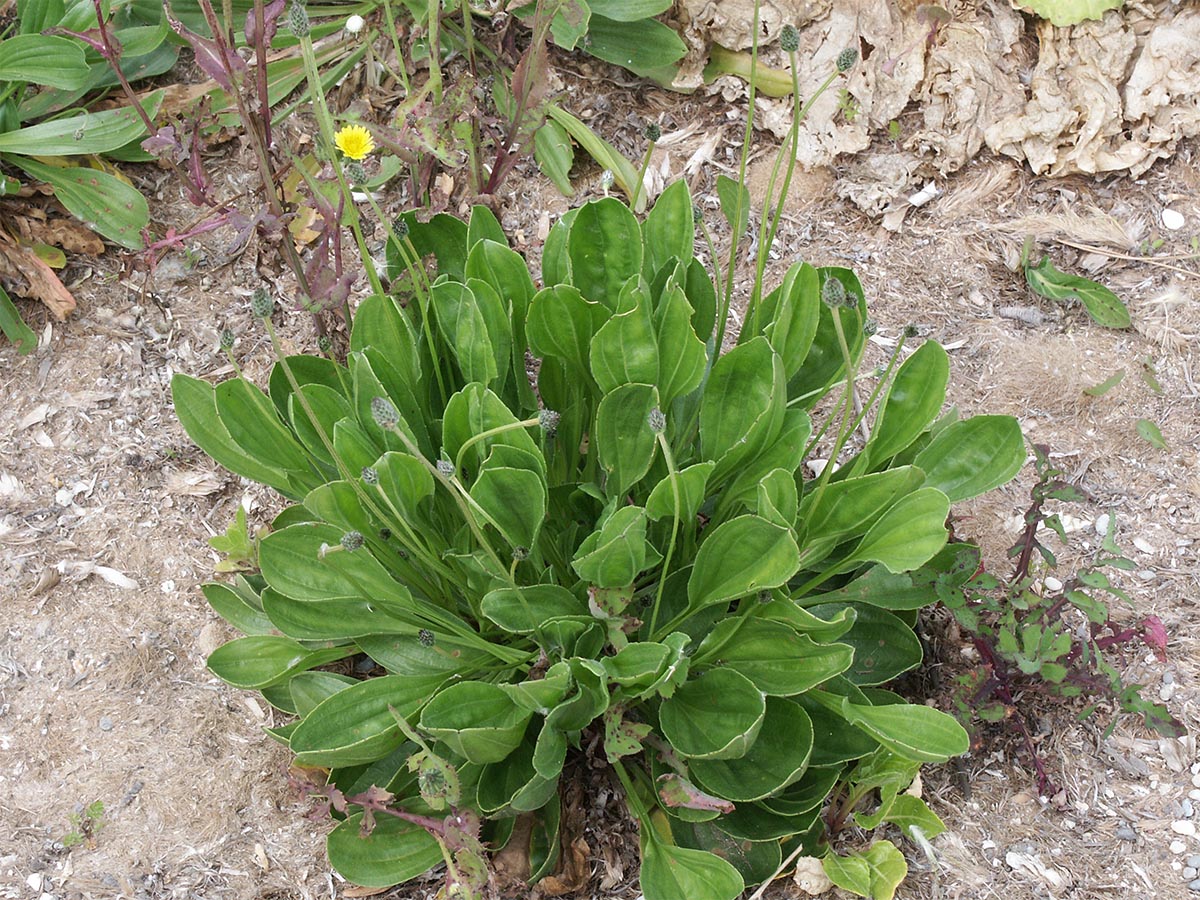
xmin=62 ymin=801 xmax=105 ymax=850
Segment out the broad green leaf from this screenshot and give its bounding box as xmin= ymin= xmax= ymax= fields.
xmin=442 ymin=384 xmax=542 ymax=479
xmin=700 ymin=337 xmax=785 ymax=482
xmin=201 ymin=581 xmax=274 ymax=635
xmin=290 ymin=673 xmax=448 ymax=766
xmin=467 ymin=204 xmax=507 ymax=248
xmin=388 ymin=210 xmax=467 ymax=280
xmin=822 ymin=841 xmax=908 ymax=900
xmin=864 ymin=340 xmax=949 ymax=466
xmin=1018 ymin=0 xmax=1122 ymax=27
xmin=0 ymin=91 xmax=161 ymax=155
xmin=810 ymin=543 xmax=980 ymax=611
xmin=719 ymin=408 xmax=811 ymax=513
xmin=172 ymin=374 xmax=296 ymax=495
xmin=653 ymin=285 xmax=706 ymax=405
xmin=327 ymin=814 xmax=443 ymax=888
xmin=0 ymin=284 xmax=36 ymax=355
xmin=288 ymin=384 xmax=351 ymax=466
xmin=715 ymin=173 xmax=750 ymax=236
xmin=755 ymin=261 xmax=821 ymax=382
xmin=1136 ymin=418 xmax=1167 ymax=449
xmin=572 ymin=505 xmax=652 ymax=588
xmin=289 ymin=671 xmax=357 ymax=717
xmin=788 ymin=269 xmax=866 ymax=406
xmin=269 ymin=353 xmax=349 ymax=418
xmin=659 ymin=668 xmax=765 ymax=760
xmin=583 ymin=13 xmax=687 ymax=81
xmin=207 ymin=635 xmax=350 ymax=689
xmin=476 ymin=727 xmax=559 ymax=814
xmin=569 ymin=197 xmax=643 ymax=310
xmin=880 ymin=794 xmax=946 ymax=839
xmin=1025 ymin=255 xmax=1130 ymax=328
xmin=645 ymin=461 xmax=714 ymax=524
xmin=795 ymin=696 xmax=879 ymax=766
xmin=639 ymin=833 xmax=744 ymax=900
xmin=586 ymin=0 xmax=671 ymax=19
xmin=690 ymin=697 xmax=813 ymax=801
xmin=0 ymin=35 xmax=87 ymax=88
xmin=527 ymin=284 xmax=609 ymax=377
xmin=432 ymin=281 xmax=498 ymax=386
xmin=642 ymin=179 xmax=694 ymax=278
xmin=262 ymin=591 xmax=415 ymax=641
xmin=694 ymin=618 xmax=852 ymax=695
xmin=590 ymin=280 xmax=659 ymax=392
xmin=830 ymin=694 xmax=969 ymax=763
xmin=471 ymin=449 xmax=547 ymax=549
xmin=914 ymin=415 xmax=1024 ymax=502
xmin=354 ymin=632 xmax=495 ymax=676
xmin=1083 ymin=369 xmax=1124 ymax=397
xmin=545 ymin=107 xmax=644 ymax=211
xmin=756 ymin=467 xmax=798 ymax=527
xmin=849 ymin=487 xmax=950 ymax=573
xmin=9 ymin=155 xmax=148 ymax=249
xmin=259 ymin=522 xmax=409 ymax=603
xmin=669 ymin=817 xmax=782 ymax=886
xmin=807 ymin=604 xmax=922 ymax=686
xmin=534 ymin=119 xmax=575 ymax=195
xmin=688 ymin=515 xmax=799 ymax=610
xmin=420 ymin=682 xmax=532 ymax=764
xmin=373 ymin=450 xmax=435 ymax=524
xmin=481 ymin=585 xmax=588 ymax=632
xmin=214 ymin=378 xmax=315 ymax=476
xmin=595 ymin=383 xmax=660 ymax=497
xmin=799 ymin=467 xmax=925 ymax=557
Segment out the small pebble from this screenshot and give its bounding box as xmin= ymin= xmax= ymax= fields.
xmin=1175 ymin=840 xmax=1190 ymax=854
xmin=1173 ymin=820 xmax=1197 ymax=837
xmin=1188 ymin=855 xmax=1200 ymax=868
xmin=1189 ymin=879 xmax=1200 ymax=892
xmin=98 ymin=716 xmax=113 ymax=732
xmin=1116 ymin=824 xmax=1139 ymax=842
xmin=1138 ymin=569 xmax=1156 ymax=582
xmin=1094 ymin=513 xmax=1112 ymax=536
xmin=1162 ymin=684 xmax=1177 ymax=702
xmin=1162 ymin=208 xmax=1187 ymax=231
xmin=1186 ymin=867 xmax=1199 ymax=880
xmin=1184 ymin=799 xmax=1195 ymax=818
xmin=1044 ymin=575 xmax=1063 ymax=592
xmin=1193 ymin=773 xmax=1200 ymax=787
xmin=1133 ymin=536 xmax=1155 ymax=554
xmin=1165 ymin=672 xmax=1175 ymax=685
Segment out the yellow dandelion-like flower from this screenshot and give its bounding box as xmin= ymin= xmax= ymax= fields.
xmin=334 ymin=124 xmax=374 ymax=160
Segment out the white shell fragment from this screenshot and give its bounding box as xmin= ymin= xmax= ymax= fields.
xmin=1161 ymin=208 xmax=1186 ymax=230
xmin=793 ymin=856 xmax=834 ymax=895
xmin=908 ymin=181 xmax=941 ymax=207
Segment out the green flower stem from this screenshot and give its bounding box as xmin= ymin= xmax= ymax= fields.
xmin=803 ymin=308 xmax=861 ymax=516
xmin=453 ymin=417 xmax=541 ymax=478
xmin=714 ymin=1 xmax=761 ymax=357
xmin=296 ymin=32 xmax=384 ymax=302
xmin=630 ymin=138 xmax=657 ymax=212
xmin=426 ymin=0 xmax=443 ymax=105
xmin=380 ymin=2 xmax=412 ymax=96
xmin=647 ymin=432 xmax=682 ymax=637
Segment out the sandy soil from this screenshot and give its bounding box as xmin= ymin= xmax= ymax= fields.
xmin=1 ymin=61 xmax=1199 ymax=900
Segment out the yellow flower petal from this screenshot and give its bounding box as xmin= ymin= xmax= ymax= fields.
xmin=334 ymin=124 xmax=375 ymax=160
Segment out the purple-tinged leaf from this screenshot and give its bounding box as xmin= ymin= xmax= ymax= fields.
xmin=656 ymin=773 xmax=735 ymax=813
xmin=245 ymin=0 xmax=287 ymax=48
xmin=165 ymin=7 xmax=246 ymax=91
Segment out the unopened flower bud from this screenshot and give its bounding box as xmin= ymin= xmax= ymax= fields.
xmin=317 ymin=335 xmax=333 ymax=353
xmin=219 ymin=328 xmax=234 ymax=350
xmin=361 ymin=466 xmax=379 ymax=485
xmin=780 ymin=24 xmax=800 ymax=53
xmin=436 ymin=459 xmax=455 ymax=477
xmin=538 ymin=409 xmax=560 ymax=438
xmin=599 ymin=169 xmax=615 ymax=190
xmin=371 ymin=396 xmax=399 ymax=428
xmin=903 ymin=323 xmax=921 ymax=339
xmin=512 ymin=546 xmax=529 ymax=561
xmin=647 ymin=408 xmax=666 ymax=434
xmin=341 ymin=530 xmax=364 ymax=551
xmin=418 ymin=628 xmax=435 ymax=647
xmin=644 ymin=122 xmax=661 ymax=142
xmin=251 ymin=287 xmax=274 ymax=318
xmin=863 ymin=318 xmax=878 ymax=337
xmin=392 ymin=217 xmax=409 ymax=239
xmin=820 ymin=278 xmax=847 ymax=308
xmin=344 ymin=13 xmax=364 ymax=34
xmin=346 ymin=160 xmax=367 ymax=184
xmin=837 ymin=48 xmax=858 ymax=73
xmin=287 ymin=1 xmax=309 ymax=37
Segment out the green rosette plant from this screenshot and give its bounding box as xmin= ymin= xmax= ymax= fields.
xmin=173 ymin=184 xmax=1026 ymax=900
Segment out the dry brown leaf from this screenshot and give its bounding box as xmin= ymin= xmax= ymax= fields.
xmin=341 ymin=885 xmax=389 ymax=898
xmin=0 ymin=230 xmax=77 ymax=320
xmin=537 ymin=837 xmax=591 ymax=897
xmin=12 ymin=214 xmax=105 ymax=255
